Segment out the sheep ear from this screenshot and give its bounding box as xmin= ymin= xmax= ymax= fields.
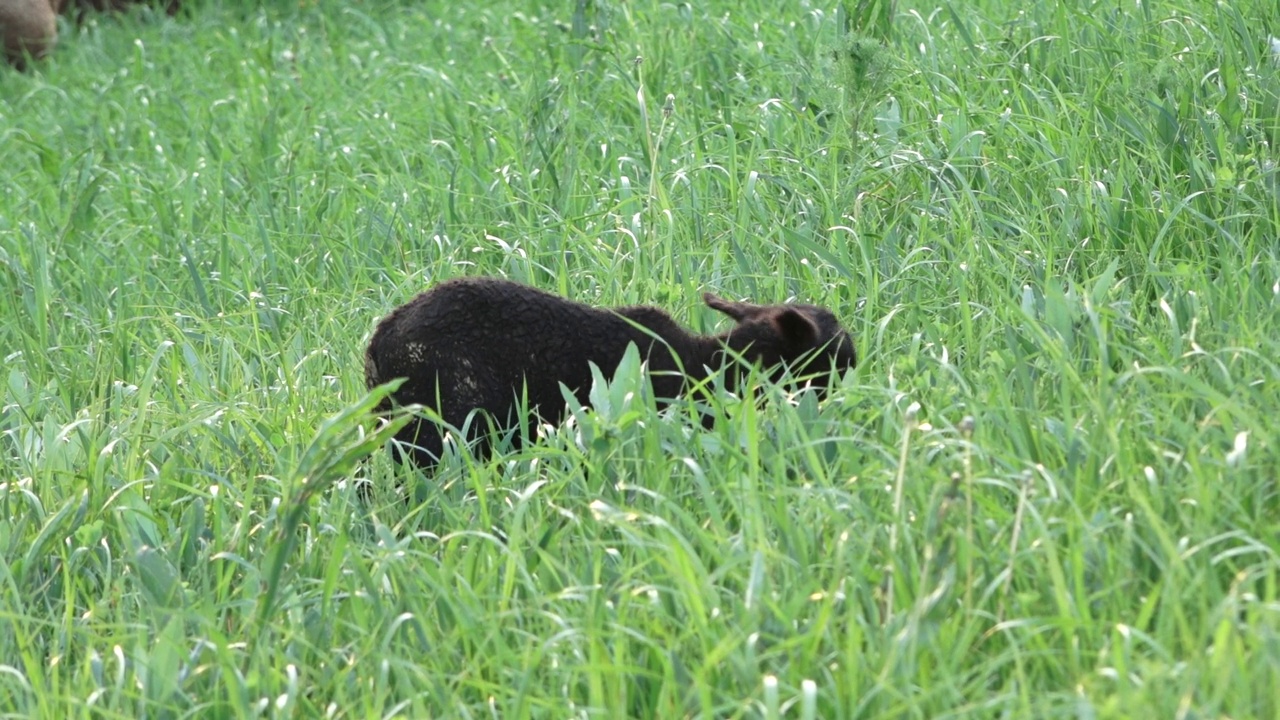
xmin=704 ymin=293 xmax=755 ymax=321
xmin=771 ymin=308 xmax=819 ymax=347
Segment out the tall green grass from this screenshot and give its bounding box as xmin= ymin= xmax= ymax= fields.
xmin=1 ymin=0 xmax=1277 ymax=716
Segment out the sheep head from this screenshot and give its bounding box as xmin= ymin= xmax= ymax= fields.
xmin=704 ymin=292 xmax=855 ymax=386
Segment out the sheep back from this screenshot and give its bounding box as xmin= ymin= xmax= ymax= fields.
xmin=1 ymin=0 xmax=58 ymax=68
xmin=364 ymin=277 xmax=711 ymax=466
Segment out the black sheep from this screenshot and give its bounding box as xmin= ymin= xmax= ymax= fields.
xmin=364 ymin=277 xmax=855 ymax=467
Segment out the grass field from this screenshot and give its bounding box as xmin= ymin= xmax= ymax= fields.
xmin=2 ymin=0 xmax=1279 ymax=716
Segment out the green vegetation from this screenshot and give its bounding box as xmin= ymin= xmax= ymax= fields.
xmin=2 ymin=0 xmax=1278 ymax=716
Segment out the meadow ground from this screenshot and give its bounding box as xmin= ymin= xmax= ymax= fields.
xmin=1 ymin=0 xmax=1278 ymax=717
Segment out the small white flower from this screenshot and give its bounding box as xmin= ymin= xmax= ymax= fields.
xmin=1226 ymin=431 xmax=1248 ymax=468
